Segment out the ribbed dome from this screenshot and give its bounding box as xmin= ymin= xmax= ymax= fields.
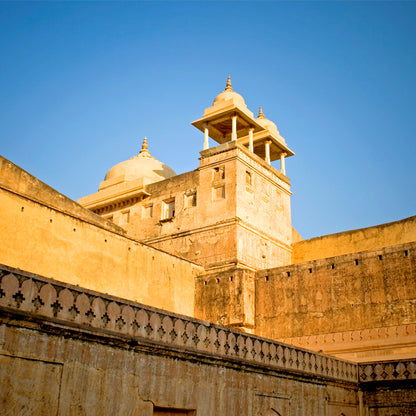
xmin=104 ymin=137 xmax=176 ymax=185
xmin=256 ymin=106 xmax=280 ymax=136
xmin=213 ymin=76 xmax=246 ymax=107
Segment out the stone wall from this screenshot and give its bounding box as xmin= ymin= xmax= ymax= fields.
xmin=0 ymin=156 xmax=203 ymax=316
xmin=2 ymin=265 xmax=415 ymax=415
xmin=359 ymin=360 xmax=416 ymax=415
xmin=194 ymin=267 xmax=256 ymax=330
xmin=255 ymin=242 xmax=416 ymax=361
xmin=0 ymin=265 xmax=360 ymax=416
xmin=292 ymin=215 xmax=416 ymax=264
xmin=129 ymin=142 xmax=293 ymax=271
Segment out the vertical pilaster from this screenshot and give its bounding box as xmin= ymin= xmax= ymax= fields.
xmin=248 ymin=128 xmax=254 ymax=152
xmin=204 ymin=124 xmax=209 ymax=150
xmin=280 ymin=152 xmax=286 ymax=175
xmin=232 ymin=115 xmax=237 ymax=141
xmin=265 ymin=140 xmax=271 ymax=164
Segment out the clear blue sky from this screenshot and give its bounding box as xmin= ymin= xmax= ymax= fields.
xmin=1 ymin=1 xmax=415 ymax=239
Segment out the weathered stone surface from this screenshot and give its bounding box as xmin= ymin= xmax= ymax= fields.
xmin=0 ymin=266 xmax=363 ymax=415
xmin=292 ymin=215 xmax=416 ymax=263
xmin=0 ymin=159 xmax=203 ymax=317
xmin=254 ymin=242 xmax=416 ymax=361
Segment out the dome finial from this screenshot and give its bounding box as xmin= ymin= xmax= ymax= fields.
xmin=139 ymin=136 xmax=152 ymax=158
xmin=258 ymin=106 xmax=265 ymax=119
xmin=225 ymin=75 xmax=232 ymax=91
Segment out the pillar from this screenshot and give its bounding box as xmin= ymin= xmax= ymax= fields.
xmin=248 ymin=128 xmax=254 ymax=152
xmin=232 ymin=115 xmax=237 ymax=141
xmin=265 ymin=140 xmax=271 ymax=164
xmin=280 ymin=152 xmax=286 ymax=175
xmin=204 ymin=124 xmax=209 ymax=150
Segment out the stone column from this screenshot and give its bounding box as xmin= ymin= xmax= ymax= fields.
xmin=232 ymin=115 xmax=237 ymax=141
xmin=248 ymin=128 xmax=254 ymax=152
xmin=265 ymin=140 xmax=271 ymax=164
xmin=204 ymin=124 xmax=209 ymax=150
xmin=280 ymin=152 xmax=286 ymax=175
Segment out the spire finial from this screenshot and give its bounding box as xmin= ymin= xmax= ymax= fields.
xmin=138 ymin=136 xmax=152 ymax=158
xmin=225 ymin=75 xmax=232 ymax=91
xmin=142 ymin=136 xmax=148 ymax=150
xmin=258 ymin=106 xmax=265 ymax=119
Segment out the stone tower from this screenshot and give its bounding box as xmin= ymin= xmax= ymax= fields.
xmin=79 ymin=77 xmax=295 ymax=331
xmin=79 ymin=77 xmax=294 ymax=273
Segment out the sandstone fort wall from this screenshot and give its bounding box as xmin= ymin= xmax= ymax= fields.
xmin=0 ymin=156 xmax=203 ymax=316
xmin=256 ymin=242 xmax=416 ymax=361
xmin=292 ymin=215 xmax=416 ymax=263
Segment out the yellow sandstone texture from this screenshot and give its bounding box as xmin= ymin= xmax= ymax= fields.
xmin=0 ymin=156 xmax=202 ymax=316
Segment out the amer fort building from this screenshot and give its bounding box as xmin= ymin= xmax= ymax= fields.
xmin=0 ymin=78 xmax=415 ymax=415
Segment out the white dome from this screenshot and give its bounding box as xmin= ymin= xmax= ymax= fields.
xmin=257 ymin=106 xmax=280 ymax=136
xmin=213 ymin=90 xmax=246 ymax=107
xmin=104 ymin=137 xmax=176 ymax=185
xmin=213 ymin=76 xmax=246 ymax=108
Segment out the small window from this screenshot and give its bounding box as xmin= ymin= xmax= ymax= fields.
xmin=185 ymin=192 xmax=197 ymax=208
xmin=120 ymin=211 xmax=130 ymax=225
xmin=162 ymin=198 xmax=175 ymax=219
xmin=143 ymin=204 xmax=153 ymax=219
xmin=213 ymin=165 xmax=225 ymax=181
xmin=246 ymin=170 xmax=253 ymax=186
xmin=213 ymin=185 xmax=225 ymax=200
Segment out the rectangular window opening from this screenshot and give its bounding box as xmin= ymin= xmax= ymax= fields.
xmin=162 ymin=198 xmax=175 ymax=219
xmin=213 ymin=165 xmax=225 ymax=181
xmin=185 ymin=192 xmax=197 ymax=208
xmin=213 ymin=185 xmax=225 ymax=200
xmin=143 ymin=204 xmax=153 ymax=219
xmin=246 ymin=170 xmax=253 ymax=186
xmin=120 ymin=210 xmax=130 ymax=225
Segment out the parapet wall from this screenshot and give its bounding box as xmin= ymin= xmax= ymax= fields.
xmin=0 ymin=264 xmax=360 ymax=416
xmin=292 ymin=215 xmax=416 ymax=263
xmin=0 ymin=156 xmax=203 ymax=316
xmin=1 ymin=265 xmax=415 ymax=415
xmin=256 ymin=241 xmax=416 ymax=361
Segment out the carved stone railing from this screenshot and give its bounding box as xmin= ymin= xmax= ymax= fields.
xmin=359 ymin=359 xmax=416 ymax=383
xmin=0 ymin=264 xmax=357 ymax=383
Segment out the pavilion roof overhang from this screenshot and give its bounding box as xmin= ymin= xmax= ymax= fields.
xmin=192 ymin=104 xmax=265 ymax=144
xmin=237 ymin=130 xmax=295 ymax=162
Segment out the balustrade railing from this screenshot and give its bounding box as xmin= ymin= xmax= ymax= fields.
xmin=0 ymin=264 xmax=358 ymax=383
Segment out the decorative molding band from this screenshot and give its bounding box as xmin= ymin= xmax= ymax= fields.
xmin=279 ymin=323 xmax=416 ymax=349
xmin=359 ymin=359 xmax=416 ymax=382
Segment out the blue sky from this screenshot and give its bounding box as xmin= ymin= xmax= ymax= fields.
xmin=1 ymin=1 xmax=415 ymax=239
